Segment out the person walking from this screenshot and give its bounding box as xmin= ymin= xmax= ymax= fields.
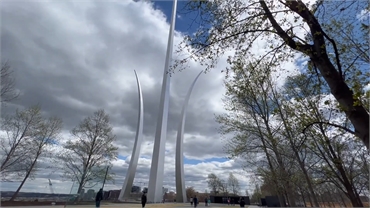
xmin=239 ymin=197 xmax=246 ymax=208
xmin=190 ymin=197 xmax=193 ymax=206
xmin=193 ymin=195 xmax=198 ymax=207
xmin=141 ymin=192 xmax=147 ymax=208
xmin=95 ymin=189 xmax=103 ymax=208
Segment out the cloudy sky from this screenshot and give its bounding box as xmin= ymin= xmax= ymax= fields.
xmin=2 ymin=0 xmax=366 ymax=197
xmin=0 ymin=0 xmax=253 ymax=195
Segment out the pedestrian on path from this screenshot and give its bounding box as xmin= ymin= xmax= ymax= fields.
xmin=141 ymin=192 xmax=147 ymax=208
xmin=193 ymin=195 xmax=198 ymax=207
xmin=239 ymin=197 xmax=246 ymax=208
xmin=95 ymin=189 xmax=103 ymax=208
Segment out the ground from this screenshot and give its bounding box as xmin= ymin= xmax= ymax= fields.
xmin=0 ymin=202 xmax=253 ymax=208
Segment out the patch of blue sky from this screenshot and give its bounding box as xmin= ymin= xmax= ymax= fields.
xmin=293 ymin=1 xmax=369 ymax=94
xmin=35 ymin=137 xmax=59 ymax=145
xmin=316 ymin=2 xmax=369 ymax=74
xmin=152 ymin=1 xmax=203 ymax=34
xmin=140 ymin=155 xmax=152 ymax=159
xmin=118 ymin=155 xmax=127 ymax=160
xmin=184 ymin=157 xmax=228 ymax=165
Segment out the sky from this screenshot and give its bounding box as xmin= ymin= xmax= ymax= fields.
xmin=0 ymin=0 xmax=251 ymax=195
xmin=0 ymin=0 xmax=367 ymax=197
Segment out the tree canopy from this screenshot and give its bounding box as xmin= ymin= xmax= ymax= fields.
xmin=174 ymin=0 xmax=369 ymax=148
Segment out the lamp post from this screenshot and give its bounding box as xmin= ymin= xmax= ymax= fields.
xmin=64 ymin=179 xmax=75 ymax=208
xmin=102 ymin=165 xmax=109 ymax=190
xmin=102 ymin=153 xmax=110 ymax=191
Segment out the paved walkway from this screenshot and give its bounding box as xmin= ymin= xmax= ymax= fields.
xmin=0 ymin=203 xmax=257 ymax=208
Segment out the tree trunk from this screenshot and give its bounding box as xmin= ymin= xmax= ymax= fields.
xmin=255 ymin=121 xmax=286 ymax=207
xmin=260 ymin=0 xmax=370 ymax=148
xmin=296 ymin=156 xmax=320 ymax=206
xmin=278 ymin=193 xmax=286 ymax=208
xmin=326 ymin=189 xmax=335 ymax=207
xmin=299 ymin=188 xmax=307 ymax=207
xmin=74 ymin=169 xmax=88 ymax=202
xmin=9 ymin=156 xmax=38 ymax=201
xmin=285 ymin=184 xmax=296 ymax=207
xmin=339 ymin=193 xmax=347 ymax=207
xmin=76 ymin=181 xmax=84 ymax=202
xmin=1 ymin=152 xmax=12 ymax=171
xmin=325 ymin=142 xmax=363 ymax=207
xmin=268 ymin=77 xmax=319 ymax=207
xmin=306 ymin=192 xmax=314 ymax=207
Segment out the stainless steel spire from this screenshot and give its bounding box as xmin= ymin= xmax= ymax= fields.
xmin=147 ymin=0 xmax=178 ymax=203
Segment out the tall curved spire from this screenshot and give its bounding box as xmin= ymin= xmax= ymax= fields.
xmin=147 ymin=0 xmax=178 ymax=203
xmin=118 ymin=70 xmax=144 ymax=201
xmin=175 ymin=71 xmax=203 ymax=203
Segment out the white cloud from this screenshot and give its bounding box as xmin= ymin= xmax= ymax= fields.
xmin=2 ymin=0 xmax=336 ymax=197
xmin=0 ymin=0 xmax=252 ymax=195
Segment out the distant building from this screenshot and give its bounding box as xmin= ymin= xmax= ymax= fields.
xmin=85 ymin=189 xmax=95 ymax=201
xmin=107 ymin=190 xmax=121 ymax=200
xmin=103 ymin=191 xmax=110 ymax=200
xmin=131 ymin=186 xmax=141 ymax=193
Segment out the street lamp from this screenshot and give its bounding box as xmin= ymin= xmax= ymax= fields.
xmin=102 ymin=165 xmax=110 ymax=190
xmin=102 ymin=153 xmax=111 ymax=191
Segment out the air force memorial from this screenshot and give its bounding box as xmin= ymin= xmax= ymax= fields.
xmin=118 ymin=0 xmax=201 ymax=203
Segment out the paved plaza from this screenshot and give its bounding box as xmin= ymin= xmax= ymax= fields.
xmin=0 ymin=203 xmax=256 ymax=208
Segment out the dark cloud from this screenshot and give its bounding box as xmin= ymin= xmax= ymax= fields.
xmin=0 ymin=0 xmax=249 ymax=193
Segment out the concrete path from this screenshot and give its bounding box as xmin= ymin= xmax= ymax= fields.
xmin=0 ymin=203 xmax=257 ymax=208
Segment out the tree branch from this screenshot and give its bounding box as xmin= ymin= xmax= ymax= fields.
xmin=302 ymin=121 xmax=356 ymax=135
xmin=259 ymin=0 xmax=312 ymax=52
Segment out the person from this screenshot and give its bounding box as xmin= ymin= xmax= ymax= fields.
xmin=190 ymin=197 xmax=193 ymax=206
xmin=141 ymin=192 xmax=147 ymax=208
xmin=205 ymin=197 xmax=208 ymax=206
xmin=239 ymin=197 xmax=246 ymax=208
xmin=193 ymin=195 xmax=198 ymax=207
xmin=95 ymin=188 xmax=103 ymax=208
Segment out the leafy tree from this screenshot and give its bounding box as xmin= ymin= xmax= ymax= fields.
xmin=175 ymin=0 xmax=369 ymax=148
xmin=217 ymin=61 xmax=296 ymax=206
xmin=0 ymin=106 xmax=63 ymax=201
xmin=1 ymin=61 xmax=19 ymax=103
xmin=59 ymin=109 xmax=118 ymax=200
xmin=228 ymin=173 xmax=240 ymax=195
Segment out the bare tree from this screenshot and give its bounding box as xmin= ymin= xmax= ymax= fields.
xmin=207 ymin=173 xmax=222 ymax=195
xmin=186 ymin=186 xmax=197 ymax=200
xmin=1 ymin=62 xmax=19 ymax=103
xmin=4 ymin=107 xmax=63 ymax=201
xmin=1 ymin=106 xmax=42 ymax=179
xmin=59 ymin=109 xmax=118 ymax=201
xmin=228 ymin=173 xmax=240 ymax=195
